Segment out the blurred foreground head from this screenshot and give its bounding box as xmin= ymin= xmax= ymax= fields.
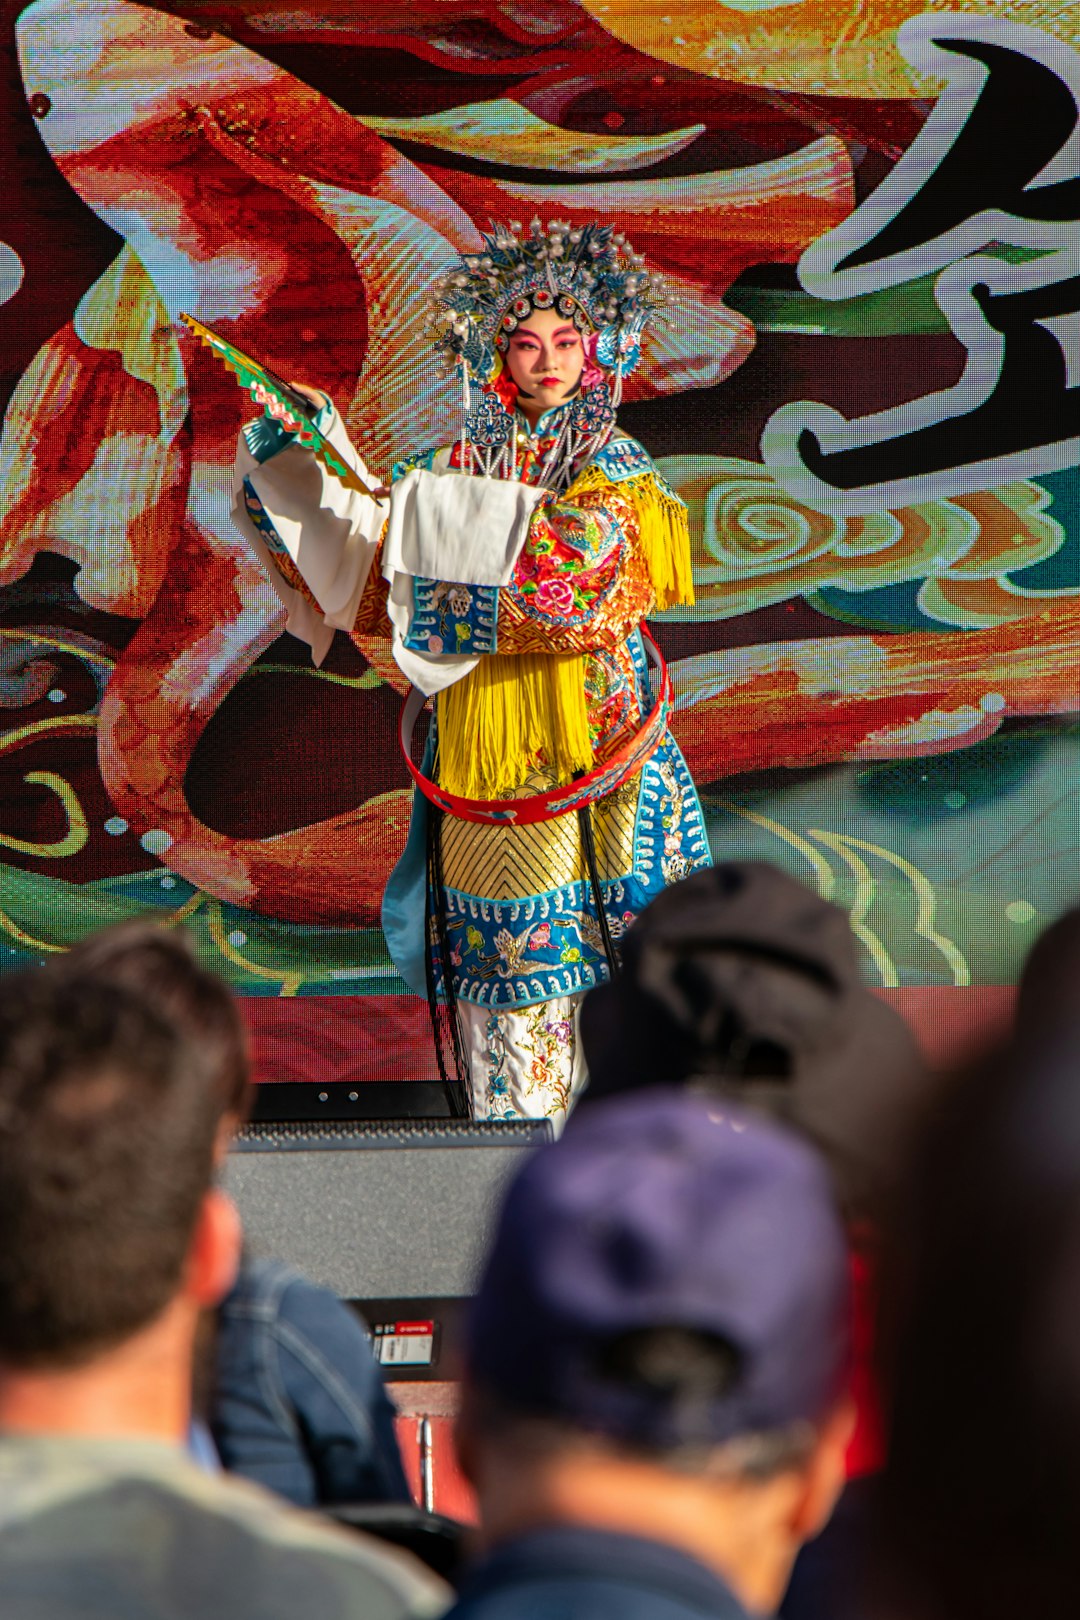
xmin=0 ymin=972 xmax=235 ymax=1371
xmin=57 ymin=921 xmax=251 ymax=1139
xmin=873 ymin=1023 xmax=1080 ymax=1620
xmin=580 ymin=861 xmax=928 ymax=1215
xmin=458 ymin=1091 xmax=853 ymax=1610
xmin=1014 ymin=902 xmax=1080 ymax=1042
xmin=466 ymin=1088 xmax=850 ymax=1455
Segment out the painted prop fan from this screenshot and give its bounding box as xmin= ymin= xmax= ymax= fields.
xmin=178 ymin=313 xmax=381 ymax=497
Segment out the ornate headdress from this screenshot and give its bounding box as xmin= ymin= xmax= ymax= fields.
xmin=427 ymin=218 xmax=669 ymax=484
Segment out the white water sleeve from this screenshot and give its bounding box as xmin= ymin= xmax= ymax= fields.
xmin=232 ymin=406 xmax=387 ymax=666
xmin=382 ymin=467 xmax=547 ymax=695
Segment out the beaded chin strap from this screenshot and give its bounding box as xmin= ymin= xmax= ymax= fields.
xmin=428 ymin=218 xmax=669 ymax=489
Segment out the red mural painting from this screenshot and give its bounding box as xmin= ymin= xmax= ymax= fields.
xmin=2 ymin=0 xmax=1080 ymax=1079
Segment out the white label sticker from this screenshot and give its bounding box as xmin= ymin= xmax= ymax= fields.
xmin=374 ymin=1320 xmax=435 ymax=1366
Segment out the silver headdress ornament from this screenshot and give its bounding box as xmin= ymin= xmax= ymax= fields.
xmin=427 ymin=218 xmax=671 ymax=486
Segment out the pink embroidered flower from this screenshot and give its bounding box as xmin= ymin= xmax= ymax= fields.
xmin=427 ymin=635 xmax=444 ymax=653
xmin=450 ymin=946 xmax=462 ymax=966
xmin=664 ymin=834 xmax=681 ymax=854
xmin=529 ymin=923 xmax=551 ymax=948
xmin=534 ymin=575 xmax=575 ymax=615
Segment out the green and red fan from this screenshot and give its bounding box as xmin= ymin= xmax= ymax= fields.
xmin=178 ymin=313 xmax=380 ymax=498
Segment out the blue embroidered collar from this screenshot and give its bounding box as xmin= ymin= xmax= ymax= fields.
xmin=515 ymin=400 xmax=576 ymax=441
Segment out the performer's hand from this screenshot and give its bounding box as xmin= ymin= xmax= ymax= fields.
xmin=288 ymin=380 xmax=330 ymax=410
xmin=289 ymin=381 xmax=390 ymax=500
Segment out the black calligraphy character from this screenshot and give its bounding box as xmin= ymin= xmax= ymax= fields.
xmin=762 ymin=16 xmax=1080 ymax=515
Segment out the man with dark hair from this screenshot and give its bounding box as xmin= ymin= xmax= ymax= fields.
xmin=0 ymin=971 xmax=445 ymax=1620
xmin=53 ymin=920 xmax=412 ymax=1508
xmin=449 ymin=1090 xmax=854 ymax=1620
xmin=58 ymin=918 xmax=252 ymax=1137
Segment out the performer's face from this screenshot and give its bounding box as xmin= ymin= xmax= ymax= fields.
xmin=505 ymin=308 xmax=586 ymax=422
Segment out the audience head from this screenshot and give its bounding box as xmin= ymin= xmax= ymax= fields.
xmin=1014 ymin=902 xmax=1080 ymax=1042
xmin=458 ymin=1090 xmax=853 ymax=1611
xmin=872 ymin=1024 xmax=1080 ymax=1620
xmin=0 ymin=970 xmax=239 ymax=1384
xmin=57 ymin=921 xmax=251 ymax=1144
xmin=580 ymin=861 xmax=927 ymax=1215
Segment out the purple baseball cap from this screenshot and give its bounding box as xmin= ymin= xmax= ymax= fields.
xmin=466 ymin=1090 xmax=851 ymax=1450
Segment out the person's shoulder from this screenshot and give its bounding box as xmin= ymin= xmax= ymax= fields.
xmin=139 ymin=1461 xmax=448 ymax=1618
xmin=443 ymin=1575 xmax=712 ymax=1620
xmin=226 ymin=1255 xmax=368 ymax=1342
xmin=272 ymin=1264 xmax=370 ymax=1344
xmin=586 ymin=433 xmax=656 ymax=485
xmin=0 ymin=1439 xmax=447 ymax=1620
xmin=222 ymin=1253 xmax=304 ymax=1315
xmin=445 ymin=1527 xmax=737 ymax=1620
xmin=197 ymin=1471 xmax=447 ymax=1613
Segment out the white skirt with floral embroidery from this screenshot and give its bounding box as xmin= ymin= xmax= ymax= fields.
xmin=458 ymin=995 xmax=587 ymax=1134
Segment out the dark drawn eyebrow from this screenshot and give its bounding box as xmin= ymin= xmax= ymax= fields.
xmin=511 ymin=324 xmax=579 ymax=342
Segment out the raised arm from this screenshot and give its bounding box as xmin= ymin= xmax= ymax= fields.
xmin=232 ymin=396 xmax=389 ymax=663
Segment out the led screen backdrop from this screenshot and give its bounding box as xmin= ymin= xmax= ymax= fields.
xmin=1 ymin=0 xmax=1078 ymax=1081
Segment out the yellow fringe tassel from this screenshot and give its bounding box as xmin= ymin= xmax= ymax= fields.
xmin=438 ymin=651 xmax=594 ymax=800
xmin=569 ymin=464 xmax=696 ymax=612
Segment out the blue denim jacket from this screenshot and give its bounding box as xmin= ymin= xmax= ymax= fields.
xmin=211 ymin=1256 xmax=412 ymax=1510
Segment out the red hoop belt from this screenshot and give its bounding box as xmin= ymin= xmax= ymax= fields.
xmin=399 ymin=626 xmax=672 ymax=826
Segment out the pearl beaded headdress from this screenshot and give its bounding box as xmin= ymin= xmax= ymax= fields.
xmin=427 ymin=218 xmax=668 ymax=386
xmin=427 ymin=219 xmax=669 ymax=485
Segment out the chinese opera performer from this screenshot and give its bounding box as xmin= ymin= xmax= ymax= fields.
xmin=231 ymin=219 xmax=712 ymax=1126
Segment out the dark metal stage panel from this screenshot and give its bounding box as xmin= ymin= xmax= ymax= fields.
xmin=225 ymin=1119 xmax=550 ymax=1304
xmin=249 ymin=1080 xmax=453 ymax=1123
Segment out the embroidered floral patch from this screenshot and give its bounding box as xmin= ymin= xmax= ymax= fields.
xmin=511 ymin=501 xmax=623 ymax=629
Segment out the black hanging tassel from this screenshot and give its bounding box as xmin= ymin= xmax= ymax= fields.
xmin=578 ymin=803 xmax=620 ymax=980
xmin=424 ymin=804 xmax=471 ymax=1117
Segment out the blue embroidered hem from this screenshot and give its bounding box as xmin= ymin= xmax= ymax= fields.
xmin=428 ymin=734 xmax=711 ymax=1009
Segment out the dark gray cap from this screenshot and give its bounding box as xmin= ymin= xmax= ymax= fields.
xmin=580 ymin=861 xmax=928 ymax=1213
